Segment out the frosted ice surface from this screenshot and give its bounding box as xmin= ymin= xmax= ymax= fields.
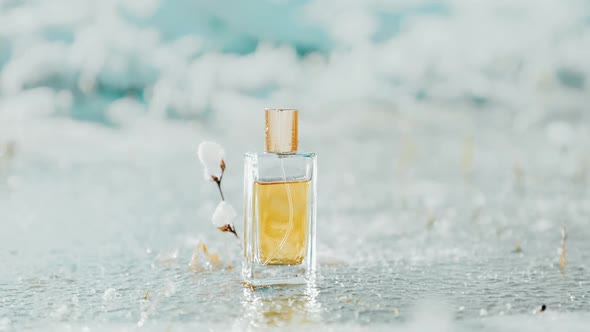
xmin=1 ymin=105 xmax=589 ymax=330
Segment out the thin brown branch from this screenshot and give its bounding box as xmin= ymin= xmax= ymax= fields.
xmin=215 ymin=180 xmax=225 ymax=201
xmin=560 ymin=225 xmax=567 ymax=273
xmin=211 ymin=175 xmax=225 ymax=201
xmin=210 ymin=160 xmax=226 ymax=201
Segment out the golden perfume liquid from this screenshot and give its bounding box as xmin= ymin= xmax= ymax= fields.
xmin=255 ymin=180 xmax=310 ymax=265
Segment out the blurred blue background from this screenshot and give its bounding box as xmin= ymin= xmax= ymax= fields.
xmin=0 ymin=0 xmax=588 ymax=126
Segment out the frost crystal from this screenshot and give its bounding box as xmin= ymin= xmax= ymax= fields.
xmin=102 ymin=288 xmax=117 ymax=301
xmin=212 ymin=201 xmax=237 ymax=227
xmin=197 ymin=141 xmax=225 ymax=181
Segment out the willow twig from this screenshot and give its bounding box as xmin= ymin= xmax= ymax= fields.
xmin=560 ymin=225 xmax=567 ymax=273
xmin=218 ymin=224 xmax=239 ymax=239
xmin=211 ymin=159 xmax=226 ymax=201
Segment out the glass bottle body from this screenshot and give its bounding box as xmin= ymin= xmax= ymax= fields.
xmin=243 ymin=152 xmax=317 ymax=286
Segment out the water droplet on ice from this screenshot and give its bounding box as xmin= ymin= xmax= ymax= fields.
xmin=0 ymin=318 xmax=12 ymax=330
xmin=103 ymin=288 xmax=117 ymax=301
xmin=162 ymin=281 xmax=176 ymax=297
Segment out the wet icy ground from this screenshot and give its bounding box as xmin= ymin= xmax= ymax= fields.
xmin=1 ymin=106 xmax=589 ymax=331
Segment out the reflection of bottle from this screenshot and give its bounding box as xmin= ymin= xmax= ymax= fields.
xmin=243 ymin=109 xmax=317 ymax=286
xmin=240 ymin=281 xmax=321 ymax=327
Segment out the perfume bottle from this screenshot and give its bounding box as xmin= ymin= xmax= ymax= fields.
xmin=243 ymin=109 xmax=317 ymax=286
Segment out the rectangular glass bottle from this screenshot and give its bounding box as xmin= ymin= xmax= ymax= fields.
xmin=243 ymin=109 xmax=317 ymax=286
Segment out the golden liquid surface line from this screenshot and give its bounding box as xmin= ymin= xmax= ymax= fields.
xmin=255 ymin=180 xmax=309 ymax=265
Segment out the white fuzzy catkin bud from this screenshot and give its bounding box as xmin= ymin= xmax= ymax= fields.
xmin=197 ymin=141 xmax=224 ymax=181
xmin=212 ymin=201 xmax=237 ymax=227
